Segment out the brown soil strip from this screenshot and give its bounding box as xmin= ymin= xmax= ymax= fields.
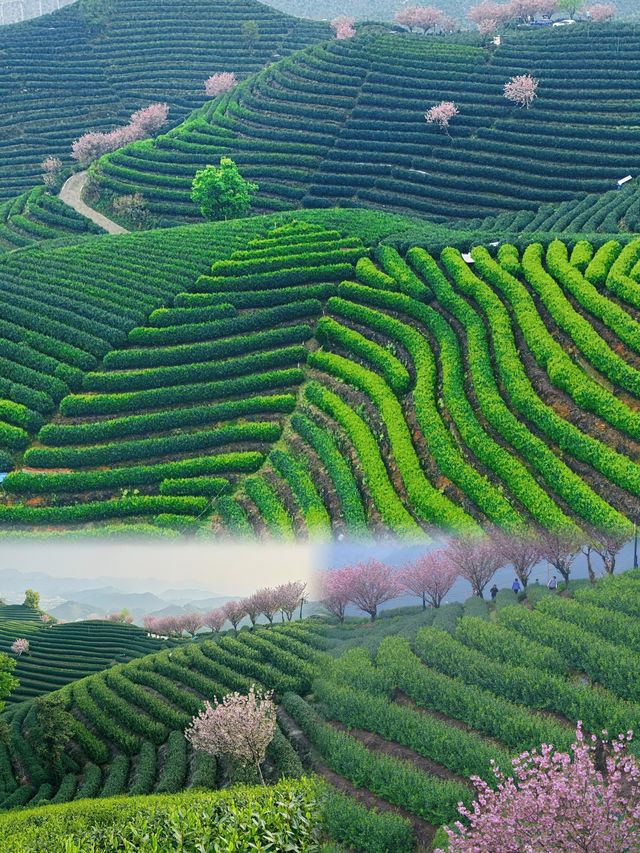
xmin=277 ymin=706 xmax=437 ymax=851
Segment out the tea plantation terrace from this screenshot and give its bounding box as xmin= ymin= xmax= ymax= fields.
xmin=0 ymin=617 xmax=181 ymax=703
xmin=0 ymin=0 xmax=328 ymax=200
xmin=0 ymin=571 xmax=639 ymax=852
xmin=94 ymin=23 xmax=640 ymax=226
xmin=2 ymin=218 xmax=640 ymax=536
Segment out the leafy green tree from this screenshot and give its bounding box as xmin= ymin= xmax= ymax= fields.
xmin=33 ymin=695 xmax=76 ymax=779
xmin=191 ymin=158 xmax=258 ymax=221
xmin=0 ymin=655 xmax=17 ymax=717
xmin=23 ymin=589 xmax=40 ymax=610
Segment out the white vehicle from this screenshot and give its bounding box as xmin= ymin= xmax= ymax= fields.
xmin=553 ymin=18 xmax=576 ymax=26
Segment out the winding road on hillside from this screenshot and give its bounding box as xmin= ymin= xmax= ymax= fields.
xmin=59 ymin=171 xmax=129 ymax=235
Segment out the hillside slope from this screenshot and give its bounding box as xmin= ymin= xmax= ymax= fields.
xmin=0 ymin=618 xmax=179 ymax=703
xmin=0 ymin=0 xmax=328 ymax=200
xmin=92 ymin=24 xmax=640 ymax=226
xmin=1 ymin=215 xmax=639 ymax=537
xmin=1 ymin=571 xmax=639 ymax=853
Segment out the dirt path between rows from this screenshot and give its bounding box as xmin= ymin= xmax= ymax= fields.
xmin=59 ymin=172 xmax=129 ymax=235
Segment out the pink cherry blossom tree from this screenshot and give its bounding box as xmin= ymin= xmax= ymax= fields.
xmin=204 ymin=72 xmax=237 ymax=98
xmin=40 ymin=613 xmax=51 ymax=625
xmin=493 ymin=528 xmax=543 ymax=589
xmin=447 ymin=535 xmax=504 ymax=598
xmin=185 ymin=686 xmax=276 ymax=785
xmin=11 ymin=639 xmax=29 ymax=656
xmin=203 ymin=608 xmax=227 ymax=634
xmin=504 ymin=74 xmax=539 ymax=108
xmin=425 ymin=101 xmax=459 ymax=136
xmin=318 ymin=567 xmax=353 ymax=623
xmin=181 ymin=612 xmax=204 ymax=637
xmin=252 ymin=587 xmax=281 ymax=626
xmin=275 ymin=580 xmax=306 ymax=621
xmin=587 ymin=2 xmax=616 ymax=21
xmin=222 ymin=599 xmax=247 ymax=633
xmin=537 ymin=528 xmax=581 ymax=587
xmin=590 ymin=527 xmax=628 ymax=574
xmin=400 ymin=549 xmax=459 ymax=609
xmin=241 ymin=593 xmax=261 ymax=630
xmin=395 ymin=5 xmax=446 ymax=33
xmin=129 ymin=103 xmax=169 ymax=136
xmin=331 ymin=16 xmax=356 ymax=39
xmin=41 ymin=156 xmax=62 ymax=188
xmin=437 ymin=723 xmax=640 ymax=852
xmin=71 ymin=103 xmax=169 ymax=165
xmin=144 ymin=615 xmax=161 ymax=635
xmin=345 ymin=560 xmax=402 ymax=621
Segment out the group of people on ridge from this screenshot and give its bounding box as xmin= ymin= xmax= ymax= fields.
xmin=489 ymin=575 xmax=558 ymax=600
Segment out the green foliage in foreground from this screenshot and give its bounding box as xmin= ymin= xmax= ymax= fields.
xmin=0 ymin=777 xmax=414 ymax=853
xmin=0 ymin=780 xmax=321 ymax=852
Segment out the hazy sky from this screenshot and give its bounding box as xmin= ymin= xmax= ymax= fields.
xmin=0 ymin=541 xmax=315 ymax=596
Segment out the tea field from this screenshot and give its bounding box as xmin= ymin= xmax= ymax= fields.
xmin=0 ymin=213 xmax=638 ymax=537
xmin=92 ymin=24 xmax=640 ymax=227
xmin=0 ymin=570 xmax=639 ymax=852
xmin=0 ymin=0 xmax=328 ymax=201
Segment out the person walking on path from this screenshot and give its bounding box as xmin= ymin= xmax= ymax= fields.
xmin=547 ymin=575 xmax=558 ymax=591
xmin=511 ymin=578 xmax=521 ymax=595
xmin=490 ymin=584 xmax=499 ymax=601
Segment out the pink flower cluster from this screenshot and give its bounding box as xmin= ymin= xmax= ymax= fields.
xmin=330 ymin=16 xmax=356 ymax=39
xmin=438 ymin=723 xmax=640 ymax=852
xmin=468 ymin=0 xmax=556 ymax=34
xmin=587 ymin=2 xmax=616 ymax=22
xmin=143 ymin=580 xmax=307 ymax=637
xmin=425 ymin=100 xmax=459 ymax=133
xmin=394 ymin=5 xmax=455 ymax=33
xmin=106 ymin=610 xmax=134 ymax=624
xmin=71 ymin=103 xmax=169 ymax=166
xmin=204 ymin=72 xmax=237 ymax=98
xmin=185 ymin=685 xmax=276 ymax=783
xmin=11 ymin=638 xmax=29 ymax=656
xmin=504 ymin=73 xmax=539 ymax=107
xmin=41 ymin=156 xmax=62 ymax=188
xmin=318 ymin=526 xmax=626 ymax=619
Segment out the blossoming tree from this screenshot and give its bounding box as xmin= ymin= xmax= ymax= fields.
xmin=504 ymin=74 xmax=539 ymax=108
xmin=345 ymin=560 xmax=402 ymax=621
xmin=425 ymin=101 xmax=459 ymax=136
xmin=400 ymin=549 xmax=459 ymax=609
xmin=437 ymin=724 xmax=640 ymax=852
xmin=447 ymin=535 xmax=504 ymax=598
xmin=204 ymin=71 xmax=237 ymax=97
xmin=331 ymin=16 xmax=356 ymax=39
xmin=185 ymin=686 xmax=276 ymax=785
xmin=587 ymin=2 xmax=616 ymax=21
xmin=11 ymin=639 xmax=29 ymax=657
xmin=318 ymin=567 xmax=353 ymax=623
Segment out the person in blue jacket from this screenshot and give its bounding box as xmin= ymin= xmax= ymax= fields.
xmin=511 ymin=578 xmax=522 ymax=595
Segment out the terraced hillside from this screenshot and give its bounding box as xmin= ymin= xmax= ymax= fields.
xmin=0 ymin=215 xmax=303 ymax=483
xmin=280 ymin=569 xmax=640 ymax=850
xmin=0 ymin=187 xmax=100 ymax=253
xmin=0 ymin=618 xmax=180 ymax=704
xmin=472 ymin=181 xmax=640 ymax=237
xmin=0 ymin=620 xmax=319 ymax=811
xmin=1 ymin=570 xmax=639 ymax=852
xmin=93 ymin=24 xmax=640 ymax=226
xmin=1 ymin=217 xmax=639 ymax=537
xmin=0 ymin=0 xmax=328 ymax=200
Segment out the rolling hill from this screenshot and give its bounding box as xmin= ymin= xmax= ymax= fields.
xmin=90 ymin=24 xmax=640 ymax=228
xmin=0 ymin=0 xmax=328 ymax=201
xmin=0 ymin=570 xmax=639 ymax=852
xmin=0 ymin=614 xmax=180 ymax=703
xmin=0 ymin=212 xmax=638 ymax=537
